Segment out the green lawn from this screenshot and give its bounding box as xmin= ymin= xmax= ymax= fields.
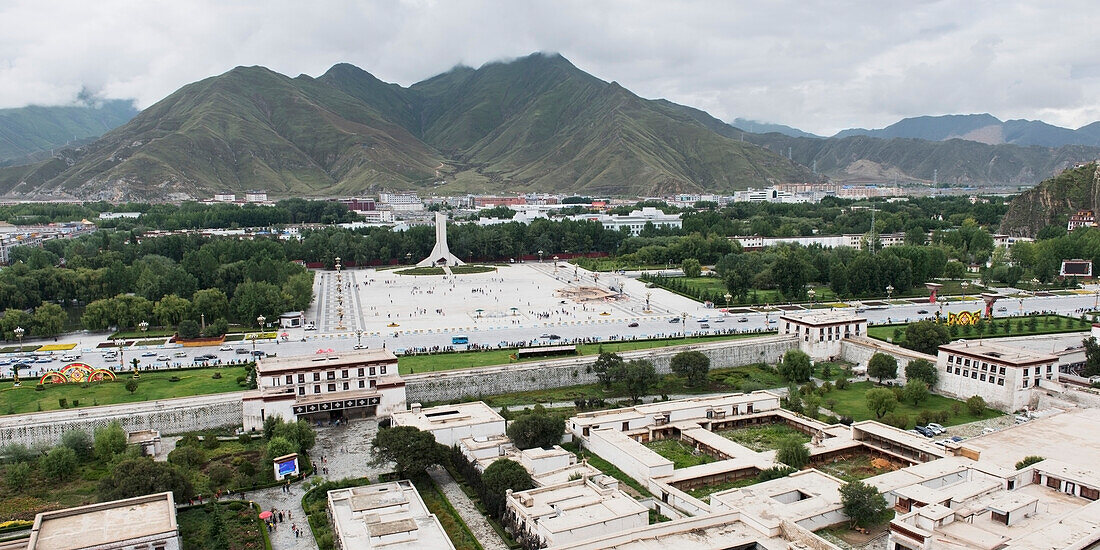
xmin=718 ymin=424 xmax=810 ymax=452
xmin=644 ymin=439 xmax=716 ymax=469
xmin=0 ymin=366 xmax=249 ymax=416
xmin=868 ymin=314 xmax=1090 ymax=345
xmin=824 ymin=381 xmax=1003 ymax=426
xmin=178 ymin=501 xmax=266 ymax=550
xmin=685 ymin=477 xmax=758 ymax=500
xmin=398 ymin=332 xmax=769 ymax=375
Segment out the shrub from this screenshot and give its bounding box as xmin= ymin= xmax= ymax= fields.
xmin=202 ymin=433 xmax=221 ymax=450
xmin=60 ymin=429 xmax=93 ymax=459
xmin=212 ymin=372 xmax=222 ymax=379
xmin=775 ymin=437 xmax=810 ymax=469
xmin=835 ymin=377 xmax=850 ymax=390
xmin=40 ymin=446 xmax=78 ymax=481
xmin=966 ymin=395 xmax=986 ymax=416
xmin=1015 ymin=456 xmax=1044 ymax=470
xmin=168 ymin=376 xmax=180 ymax=382
xmin=208 ymin=464 xmax=234 ymax=487
xmin=881 ymin=413 xmax=909 ymax=429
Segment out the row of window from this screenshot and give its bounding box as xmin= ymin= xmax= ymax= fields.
xmin=280 ymin=365 xmax=389 ymax=385
xmin=947 ymin=366 xmax=1006 ymax=386
xmin=298 ymin=379 xmax=375 ymax=395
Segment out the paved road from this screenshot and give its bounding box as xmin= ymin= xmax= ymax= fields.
xmin=428 ymin=466 xmax=510 ymax=550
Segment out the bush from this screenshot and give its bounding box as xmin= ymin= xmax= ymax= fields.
xmin=966 ymin=395 xmax=986 ymax=416
xmin=757 ymin=465 xmax=797 ymax=482
xmin=775 ymin=437 xmax=810 ymax=469
xmin=168 ymin=446 xmax=207 ymax=470
xmin=93 ymin=422 xmax=127 ymax=460
xmin=212 ymin=372 xmax=222 ymax=379
xmin=238 ymin=433 xmax=252 ymax=445
xmin=882 ymin=413 xmax=909 ymax=429
xmin=208 ymin=464 xmax=234 ymax=487
xmin=40 ymin=446 xmax=78 ymax=481
xmin=202 ymin=433 xmax=221 ymax=450
xmin=60 ymin=429 xmax=93 ymax=459
xmin=507 ymin=409 xmax=566 ymax=449
xmin=1015 ymin=455 xmax=1044 ymax=470
xmin=835 ymin=377 xmax=850 ymax=390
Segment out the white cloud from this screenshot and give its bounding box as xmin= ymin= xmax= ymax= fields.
xmin=1 ymin=0 xmax=1098 ymax=135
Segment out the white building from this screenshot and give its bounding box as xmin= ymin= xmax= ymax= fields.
xmin=936 ymin=341 xmax=1057 ymax=412
xmin=242 ymin=350 xmax=406 ymax=431
xmin=779 ymin=311 xmax=868 ymax=360
xmin=98 ymin=211 xmax=142 ymax=220
xmin=245 ymin=191 xmax=268 ymax=203
xmin=213 ymin=193 xmax=236 ymax=202
xmin=379 ymin=192 xmax=425 ymax=212
xmin=570 ymin=207 xmax=681 ymax=236
xmin=27 ymin=492 xmax=180 ymax=550
xmin=507 ymin=475 xmax=649 ymax=548
xmin=328 ymin=480 xmax=455 ymax=550
xmin=391 ymin=401 xmax=506 ymax=447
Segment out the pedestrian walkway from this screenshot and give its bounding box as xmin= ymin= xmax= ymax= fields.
xmin=250 ymin=484 xmax=315 ymax=550
xmin=428 ymin=466 xmax=509 ymax=550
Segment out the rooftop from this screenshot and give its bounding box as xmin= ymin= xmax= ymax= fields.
xmin=938 ymin=340 xmax=1057 ymax=365
xmin=546 ymin=511 xmax=803 ymax=550
xmin=570 ymin=391 xmax=781 ymax=428
xmin=328 ymin=480 xmax=455 ymax=550
xmin=257 ymin=348 xmax=398 ymax=374
xmin=28 ymin=492 xmax=177 ymax=550
xmin=510 ymin=477 xmax=648 ymax=534
xmin=778 ymin=310 xmax=866 ymax=326
xmin=711 ymin=469 xmax=845 ymax=529
xmin=956 ymin=408 xmax=1100 ymax=470
xmin=392 ymin=401 xmax=505 ymax=432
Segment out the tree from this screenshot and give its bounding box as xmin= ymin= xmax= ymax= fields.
xmin=40 ymin=446 xmax=78 ymax=481
xmin=266 ymin=437 xmax=295 ymax=460
xmin=191 ymin=288 xmax=230 ymax=322
xmin=776 ymin=436 xmax=810 ymax=469
xmin=778 ymin=349 xmax=813 ymax=382
xmin=153 ymin=294 xmax=192 ymax=327
xmin=904 ymin=358 xmax=939 ymax=387
xmin=177 ymin=319 xmax=200 ymax=339
xmin=591 ymin=352 xmax=624 ymax=390
xmin=60 ymin=429 xmax=93 ymax=459
xmin=125 ymin=378 xmax=139 ymax=394
xmin=204 ymin=317 xmax=229 ymax=338
xmin=681 ymin=258 xmax=702 ymax=278
xmin=94 ymin=421 xmax=128 ymax=460
xmin=98 ymin=458 xmax=194 ymax=502
xmin=32 ymin=303 xmax=67 ymax=337
xmin=230 ymin=280 xmax=285 ymax=324
xmin=903 ymin=380 xmax=929 ymax=405
xmin=482 ymin=458 xmax=534 ymax=517
xmin=620 ymin=359 xmax=658 ymax=404
xmin=272 ymin=419 xmax=317 ymax=454
xmin=1083 ymin=336 xmax=1100 ymax=378
xmin=167 ymin=446 xmax=207 ymax=470
xmin=867 ymin=353 xmax=898 ymax=384
xmin=966 ymin=395 xmax=986 ymax=416
xmin=670 ymin=351 xmax=710 ymax=387
xmin=1015 ymin=456 xmax=1044 ymax=470
xmin=903 ymin=320 xmax=950 ymax=355
xmin=370 ymin=426 xmax=448 ymax=476
xmin=840 ymin=480 xmax=887 ymax=528
xmin=507 ymin=409 xmax=565 ymax=449
xmin=866 ymin=388 xmax=898 ymax=419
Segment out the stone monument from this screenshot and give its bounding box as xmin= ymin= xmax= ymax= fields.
xmin=417 ymin=212 xmax=464 ymax=267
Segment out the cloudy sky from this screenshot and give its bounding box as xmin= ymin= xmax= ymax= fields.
xmin=2 ymin=0 xmax=1098 ymax=135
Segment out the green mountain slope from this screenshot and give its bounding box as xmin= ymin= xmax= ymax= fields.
xmin=743 ymin=132 xmax=1100 ymax=186
xmin=999 ymin=163 xmax=1100 ymax=237
xmin=1 ymin=53 xmax=810 ymax=200
xmin=0 ymin=99 xmax=137 ymax=162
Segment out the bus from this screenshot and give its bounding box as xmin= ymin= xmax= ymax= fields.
xmin=451 ymin=335 xmax=469 ymax=345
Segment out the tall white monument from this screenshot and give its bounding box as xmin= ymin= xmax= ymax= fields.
xmin=418 ymin=212 xmax=464 ymax=267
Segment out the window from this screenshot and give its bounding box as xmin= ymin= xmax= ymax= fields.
xmin=358 ymin=380 xmax=365 ymax=389
xmin=358 ymin=368 xmax=364 ymax=377
xmin=1081 ymin=486 xmax=1099 ymax=500
xmin=342 ymin=370 xmax=349 ymax=378
xmin=327 ymin=383 xmax=336 ymax=392
xmin=971 ymin=371 xmax=978 ymax=379
xmin=381 ymin=365 xmax=387 ymax=374
xmin=991 ymin=510 xmax=1008 ymax=525
xmin=370 ymin=379 xmax=376 ymax=388
xmin=999 ymin=367 xmax=1006 ymax=375
xmin=1023 ymin=378 xmax=1030 ymax=389
xmin=313 ymin=372 xmax=320 ymax=382
xmin=298 ymin=387 xmax=305 ymax=395
xmin=298 ymin=374 xmax=305 ymax=383
xmin=314 ymin=385 xmax=321 ymax=394
xmin=285 ymin=375 xmax=293 ymax=384
xmin=997 ymin=378 xmax=1005 ymax=386
xmin=327 ymin=371 xmax=336 ymax=380
xmin=369 ymin=367 xmax=376 ymax=376
xmin=1047 ymin=476 xmax=1062 ymax=489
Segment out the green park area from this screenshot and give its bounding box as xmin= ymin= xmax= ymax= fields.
xmin=644 ymin=439 xmax=716 ymax=469
xmin=719 ymin=424 xmax=810 ymax=452
xmin=0 ymin=366 xmax=249 ymax=416
xmin=823 ymin=381 xmax=1002 ymax=427
xmin=177 ymin=501 xmax=269 ymax=550
xmin=867 ymin=314 xmax=1090 ymax=345
xmin=397 ymin=332 xmax=769 ymax=374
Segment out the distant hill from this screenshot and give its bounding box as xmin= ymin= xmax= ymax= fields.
xmin=999 ymin=163 xmax=1100 ymax=237
xmin=834 ymin=113 xmax=1100 ymax=148
xmin=0 ymin=99 xmax=137 ymax=163
xmin=0 ymin=53 xmax=811 ymax=200
xmin=742 ymin=131 xmax=1100 ymax=187
xmin=731 ymin=118 xmax=820 ymax=139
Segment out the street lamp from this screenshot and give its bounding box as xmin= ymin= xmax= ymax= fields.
xmin=538 ymin=250 xmax=544 ymax=263
xmin=961 ymin=281 xmax=969 ymax=295
xmin=645 ymin=292 xmax=652 ymax=313
xmin=806 ymin=288 xmax=816 ymax=307
xmin=885 ymin=285 xmax=894 ymax=301
xmin=355 ymin=329 xmax=364 ymax=349
xmin=681 ymin=312 xmax=688 ymax=337
xmin=254 ymin=315 xmax=266 ymax=351
xmin=1030 ymin=278 xmax=1040 ymax=291
xmin=13 ymin=326 xmax=23 ymax=353
xmin=724 ymin=292 xmax=732 ymax=308
xmin=553 ymin=256 xmax=559 ymax=273
xmin=12 ymin=326 xmax=23 ymax=387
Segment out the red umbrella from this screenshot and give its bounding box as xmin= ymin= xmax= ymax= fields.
xmin=258 ymin=510 xmax=273 ymax=519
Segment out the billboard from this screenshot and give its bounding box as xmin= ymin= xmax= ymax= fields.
xmin=273 ymin=453 xmax=299 ymax=481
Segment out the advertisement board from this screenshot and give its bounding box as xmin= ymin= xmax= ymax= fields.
xmin=273 ymin=453 xmax=300 ymax=481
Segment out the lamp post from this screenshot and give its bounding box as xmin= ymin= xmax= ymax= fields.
xmin=724 ymin=292 xmax=732 ymax=308
xmin=806 ymin=288 xmax=816 ymax=307
xmin=355 ymin=329 xmax=364 ymax=349
xmin=1030 ymin=278 xmax=1040 ymax=291
xmin=117 ymin=338 xmax=125 ymax=373
xmin=254 ymin=315 xmax=266 ymax=352
xmin=885 ymin=285 xmax=894 ymax=301
xmin=200 ymin=312 xmax=206 ymax=335
xmin=135 ymin=320 xmax=148 ymax=378
xmin=538 ymin=250 xmax=544 ymax=263
xmin=12 ymin=326 xmax=23 ymax=387
xmin=961 ymin=281 xmax=969 ymax=296
xmin=681 ymin=312 xmax=688 ymax=337
xmin=645 ymin=291 xmax=652 ymax=313
xmin=553 ymin=256 xmax=559 ymax=274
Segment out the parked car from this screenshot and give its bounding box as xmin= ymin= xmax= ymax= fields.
xmin=917 ymin=309 xmax=929 ymax=314
xmin=913 ymin=425 xmax=935 ymax=437
xmin=141 ymin=351 xmax=156 ymax=357
xmin=712 ymin=317 xmax=725 ymax=323
xmin=981 ymin=427 xmax=996 ymax=435
xmin=950 ymin=436 xmax=965 ymax=442
xmin=1014 ymin=415 xmax=1030 ymax=424
xmin=627 ymin=322 xmax=639 ymax=327
xmin=252 ymin=350 xmax=265 ymax=357
xmin=61 ymin=354 xmax=78 ymax=362
xmin=548 ymin=334 xmax=562 ymax=340
xmin=156 ymin=355 xmax=169 ymax=361
xmin=926 ymin=423 xmax=946 ymax=435
xmin=539 ymin=333 xmax=552 ymax=338
xmin=219 ymin=345 xmax=233 ymax=351
xmin=738 ymin=317 xmax=749 ymax=323
xmin=304 ymin=321 xmax=316 ymax=331
xmin=700 ymin=323 xmax=710 ymax=329
xmin=235 ymin=348 xmax=251 ymax=355
xmin=669 ymin=318 xmax=680 ymax=323
xmin=174 ymin=351 xmax=188 ymax=358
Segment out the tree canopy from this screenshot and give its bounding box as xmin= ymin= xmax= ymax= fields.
xmin=903 ymin=320 xmax=951 ymax=355
xmin=370 ymin=426 xmax=448 ymax=476
xmin=867 ymin=353 xmax=898 ymax=383
xmin=866 ymin=388 xmax=898 ymax=419
xmin=778 ymin=349 xmax=813 ymax=382
xmin=507 ymin=408 xmax=566 ymax=450
xmin=840 ymin=480 xmax=888 ymax=528
xmin=670 ymin=351 xmax=710 ymax=387
xmin=904 ymin=358 xmax=939 ymax=387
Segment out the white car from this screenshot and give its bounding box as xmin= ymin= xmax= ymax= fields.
xmin=174 ymin=351 xmax=188 ymax=358
xmin=926 ymin=423 xmax=946 ymax=435
xmin=156 ymin=355 xmax=169 ymax=361
xmin=219 ymin=345 xmax=233 ymax=351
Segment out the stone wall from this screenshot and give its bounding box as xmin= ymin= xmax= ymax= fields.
xmin=403 ymin=335 xmax=797 ymax=403
xmin=0 ymin=393 xmax=244 ymax=448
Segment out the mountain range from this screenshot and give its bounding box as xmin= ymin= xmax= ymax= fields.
xmin=0 ymin=99 xmax=137 ymax=164
xmin=833 ymin=113 xmax=1100 ymax=148
xmin=999 ymin=162 xmax=1100 ymax=237
xmin=0 ymin=54 xmax=811 ymax=200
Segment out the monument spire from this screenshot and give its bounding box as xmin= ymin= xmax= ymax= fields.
xmin=417 ymin=212 xmax=464 ymax=267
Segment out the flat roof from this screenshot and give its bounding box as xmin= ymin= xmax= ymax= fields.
xmin=958 ymin=408 xmax=1100 ymax=470
xmin=257 ymin=348 xmax=398 ymax=374
xmin=711 ymin=469 xmax=845 ymax=528
xmin=328 ymin=480 xmax=455 ymax=550
xmin=778 ymin=311 xmax=866 ymax=326
xmin=589 ymin=428 xmax=673 ymax=469
xmin=392 ymin=401 xmax=505 ymax=432
xmin=571 ymin=391 xmax=781 ymax=427
xmin=938 ymin=340 xmax=1057 ymax=365
xmin=511 ymin=478 xmax=648 ymax=533
xmin=545 ymin=511 xmax=794 ymax=550
xmin=29 ymin=492 xmax=177 ymax=550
